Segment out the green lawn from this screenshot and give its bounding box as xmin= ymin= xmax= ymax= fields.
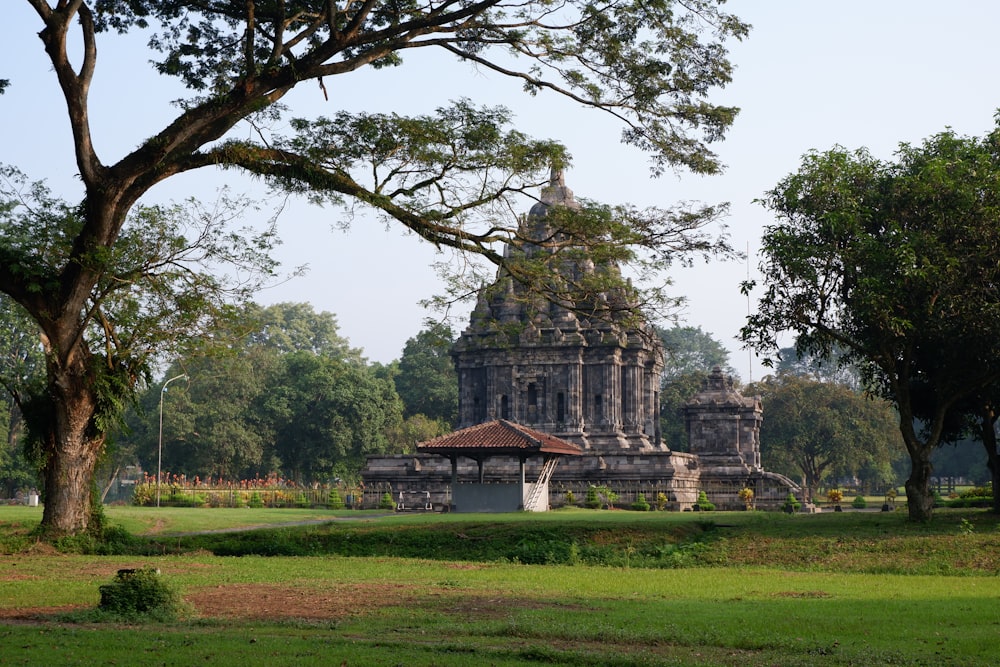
xmin=1 ymin=505 xmax=998 ymax=666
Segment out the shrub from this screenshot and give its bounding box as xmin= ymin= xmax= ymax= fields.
xmin=378 ymin=492 xmax=395 ymax=510
xmin=959 ymin=484 xmax=992 ymax=499
xmin=947 ymin=495 xmax=993 ymax=508
xmin=826 ymin=488 xmax=844 ymax=504
xmin=328 ymin=488 xmax=345 ymax=509
xmin=600 ymin=486 xmax=619 ymax=509
xmin=738 ymin=487 xmax=754 ymax=510
xmin=852 ymin=494 xmax=867 ymax=509
xmin=782 ymin=493 xmax=801 ymax=513
xmin=655 ymin=492 xmax=669 ymax=511
xmin=564 ymin=490 xmax=576 ymax=506
xmin=98 ymin=568 xmax=184 ymax=621
xmin=131 ymin=483 xmax=153 ymax=507
xmin=294 ymin=492 xmax=310 ymax=508
xmin=167 ymin=491 xmax=207 ymax=507
xmin=695 ymin=490 xmax=715 ymax=512
xmin=631 ymin=493 xmax=650 ymax=511
xmin=248 ymin=491 xmax=264 ymax=508
xmin=584 ymin=485 xmax=602 ymax=509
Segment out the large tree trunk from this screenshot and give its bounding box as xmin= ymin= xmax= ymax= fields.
xmin=38 ymin=344 xmax=105 ymax=537
xmin=977 ymin=411 xmax=1000 ymax=515
xmin=903 ymin=441 xmax=935 ymax=522
xmin=988 ymin=451 xmax=1000 ymax=515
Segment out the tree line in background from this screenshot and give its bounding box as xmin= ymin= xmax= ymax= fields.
xmin=656 ymin=326 xmax=990 ymax=503
xmin=0 ymin=300 xmax=459 ymax=497
xmin=2 ymin=310 xmax=991 ymax=503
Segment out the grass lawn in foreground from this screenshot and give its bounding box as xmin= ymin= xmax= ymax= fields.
xmin=1 ymin=506 xmax=998 ymax=666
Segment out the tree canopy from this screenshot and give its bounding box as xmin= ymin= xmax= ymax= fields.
xmin=126 ymin=303 xmax=403 ymax=483
xmin=753 ymin=372 xmax=900 ymax=502
xmin=394 ymin=323 xmax=458 ymax=426
xmin=742 ymin=121 xmax=1000 ymax=520
xmin=0 ymin=294 xmax=44 ymax=498
xmin=657 ymin=325 xmax=736 ymax=383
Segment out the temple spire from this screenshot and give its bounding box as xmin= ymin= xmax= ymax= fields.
xmin=537 ymin=166 xmax=577 ymax=210
xmin=550 ymin=166 xmax=565 ymax=188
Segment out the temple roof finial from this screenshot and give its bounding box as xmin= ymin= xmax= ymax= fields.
xmin=537 ymin=166 xmax=576 ymax=210
xmin=550 ymin=166 xmax=565 ymax=188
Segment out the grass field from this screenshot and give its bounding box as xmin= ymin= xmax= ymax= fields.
xmin=1 ymin=505 xmax=998 ymax=666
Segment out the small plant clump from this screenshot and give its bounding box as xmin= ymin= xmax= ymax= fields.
xmin=655 ymin=492 xmax=669 ymax=511
xmin=947 ymin=485 xmax=993 ymax=508
xmin=695 ymin=491 xmax=715 ymax=512
xmin=584 ymin=485 xmax=602 ymax=509
xmin=98 ymin=568 xmax=184 ymax=621
xmin=564 ymin=490 xmax=576 ymax=506
xmin=248 ymin=491 xmax=264 ymax=508
xmin=328 ymin=489 xmax=345 ymax=509
xmin=600 ymin=486 xmax=620 ymax=509
xmin=378 ymin=492 xmax=395 ymax=510
xmin=852 ymin=494 xmax=867 ymax=509
xmin=631 ymin=493 xmax=650 ymax=511
xmin=782 ymin=493 xmax=801 ymax=513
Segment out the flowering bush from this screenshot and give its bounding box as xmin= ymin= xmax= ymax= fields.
xmin=826 ymin=489 xmax=844 ymax=505
xmin=128 ymin=472 xmax=359 ymax=508
xmin=655 ymin=492 xmax=669 ymax=511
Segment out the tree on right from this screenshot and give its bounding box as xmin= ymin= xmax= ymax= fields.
xmin=742 ymin=122 xmax=1000 ymax=521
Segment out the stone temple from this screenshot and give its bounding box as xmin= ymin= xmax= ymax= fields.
xmin=362 ymin=171 xmax=799 ymax=510
xmin=452 ymin=169 xmax=664 ymax=453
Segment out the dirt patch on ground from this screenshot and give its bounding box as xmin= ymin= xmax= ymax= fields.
xmin=0 ymin=575 xmax=555 ymax=624
xmin=185 ymin=582 xmax=422 ymax=620
xmin=0 ymin=604 xmax=88 ymax=620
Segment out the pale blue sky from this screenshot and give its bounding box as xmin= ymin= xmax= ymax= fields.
xmin=3 ymin=2 xmax=1000 ymax=381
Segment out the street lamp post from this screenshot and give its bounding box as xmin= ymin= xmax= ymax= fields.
xmin=157 ymin=373 xmax=188 ymax=507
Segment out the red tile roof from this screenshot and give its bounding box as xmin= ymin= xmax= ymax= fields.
xmin=417 ymin=420 xmax=583 ymax=457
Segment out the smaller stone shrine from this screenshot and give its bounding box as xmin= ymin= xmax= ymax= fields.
xmin=681 ymin=366 xmax=794 ymax=509
xmin=685 ymin=366 xmax=762 ymax=470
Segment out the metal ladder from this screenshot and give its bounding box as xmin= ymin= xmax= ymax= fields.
xmin=523 ymin=457 xmax=559 ymax=511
